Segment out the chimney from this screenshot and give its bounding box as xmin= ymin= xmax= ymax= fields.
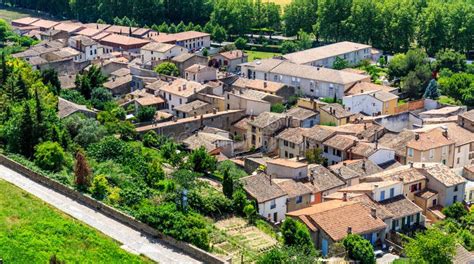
xmin=269 ymin=174 xmax=272 ymax=185
xmin=317 ymin=67 xmax=320 ymax=71
xmin=371 ymin=208 xmax=377 ymax=219
xmin=375 ymin=140 xmax=378 ymax=149
xmin=212 ymin=108 xmax=217 ymax=114
xmin=347 ymin=226 xmax=352 ymax=234
xmin=362 ymin=159 xmax=366 ymax=172
xmin=329 ymin=107 xmax=333 ymax=114
xmin=361 ymin=89 xmax=364 ymax=93
xmin=442 ymin=127 xmax=448 ymax=138
xmin=178 ymin=86 xmax=181 ymax=91
xmin=263 ymin=81 xmax=268 ymax=88
xmin=415 ymin=133 xmax=420 ymax=140
xmin=342 ymin=192 xmax=347 ymax=202
xmin=183 ymin=84 xmax=187 ymax=90
xmin=364 ymin=122 xmax=367 ymax=129
xmin=296 ymin=155 xmax=300 ymax=161
xmin=410 ymin=162 xmax=414 ymax=168
xmin=422 ymin=163 xmax=425 ymax=168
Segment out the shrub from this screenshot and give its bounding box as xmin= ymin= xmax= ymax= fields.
xmin=34 ymin=141 xmax=66 ymax=172
xmin=342 ymin=234 xmax=375 ymax=264
xmin=153 ymin=62 xmax=179 ymax=77
xmin=281 ymin=218 xmax=315 ymax=254
xmin=271 ymin=103 xmax=285 ymax=113
xmin=136 ymin=106 xmax=156 ymax=122
xmin=90 ymin=174 xmax=109 ymax=200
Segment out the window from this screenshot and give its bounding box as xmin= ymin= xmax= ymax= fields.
xmin=454 ymin=185 xmax=458 ymax=192
xmin=433 ymin=199 xmax=437 ymax=206
xmin=380 ymin=190 xmax=385 ymax=201
xmin=408 ymin=148 xmax=414 ymax=157
xmin=284 ymin=141 xmax=288 ymax=147
xmin=390 ymin=188 xmax=395 ymax=198
xmin=453 ymin=195 xmax=457 ymax=203
xmin=442 ymin=146 xmax=448 ymax=156
xmin=324 ymin=146 xmax=328 ymax=153
xmin=270 ymin=199 xmax=276 ymax=209
xmin=296 ymin=196 xmax=303 ymax=204
xmin=429 ymin=149 xmax=434 ymax=159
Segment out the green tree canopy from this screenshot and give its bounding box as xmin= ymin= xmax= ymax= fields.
xmin=342 ymin=234 xmax=375 ymax=264
xmin=153 ymin=62 xmax=179 ymax=77
xmin=404 ymin=228 xmax=456 ymax=264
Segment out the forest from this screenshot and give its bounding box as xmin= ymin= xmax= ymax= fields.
xmin=0 ymin=0 xmax=472 ymax=55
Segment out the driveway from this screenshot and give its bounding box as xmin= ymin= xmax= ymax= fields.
xmin=0 ymin=165 xmax=202 ymax=264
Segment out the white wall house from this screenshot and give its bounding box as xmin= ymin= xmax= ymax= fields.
xmin=68 ymin=35 xmax=98 ymax=62
xmin=240 ymin=59 xmax=369 ymax=99
xmin=140 ymin=42 xmax=186 ymax=64
xmin=266 ymin=159 xmax=308 ymax=180
xmin=157 ymin=79 xmax=207 ymax=113
xmin=283 ymin=41 xmax=372 ymax=68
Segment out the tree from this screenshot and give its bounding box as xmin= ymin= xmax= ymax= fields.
xmin=90 ymin=87 xmax=113 ymax=110
xmin=423 ymin=79 xmax=440 ymax=99
xmin=257 ymin=246 xmax=318 ymax=264
xmin=41 ymin=69 xmax=61 ymax=95
xmin=342 ymin=234 xmax=375 ymax=264
xmin=234 ymin=37 xmax=247 ymax=50
xmin=315 ymin=0 xmax=352 ymax=42
xmin=271 ymin=103 xmax=285 ymax=113
xmin=74 ymin=149 xmax=91 ymax=188
xmin=145 ymin=159 xmax=165 ymax=188
xmin=402 ymin=64 xmax=432 ymax=99
xmin=232 ymin=188 xmax=248 ymax=215
xmin=18 ymin=103 xmax=36 ymax=158
xmin=89 ymin=174 xmax=109 ymax=200
xmin=187 ymin=146 xmax=217 ymax=174
xmin=280 ymin=41 xmax=298 ymax=54
xmin=332 ymin=57 xmax=349 ymax=70
xmin=305 ymin=148 xmax=326 ymax=164
xmin=222 ymin=168 xmax=233 ymax=199
xmin=435 ymin=49 xmax=467 ymax=73
xmin=283 ymin=0 xmax=318 ymax=36
xmin=75 ymin=65 xmax=107 ymax=99
xmin=211 ymin=25 xmax=227 ymax=43
xmin=438 ymin=73 xmax=474 ymax=106
xmin=153 ymin=62 xmax=179 ymax=77
xmin=136 ymin=106 xmax=156 ymax=122
xmin=442 ymin=202 xmax=468 ymax=220
xmin=404 ymin=228 xmax=456 ymax=264
xmin=243 ymin=203 xmax=256 ymax=223
xmin=280 ymin=218 xmax=315 ymax=254
xmin=34 ymin=141 xmax=66 ymax=172
xmin=297 ymin=29 xmax=312 ymax=50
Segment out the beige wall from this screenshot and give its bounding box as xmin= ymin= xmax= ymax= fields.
xmin=287 ymin=194 xmax=312 ymax=212
xmin=403 ymin=180 xmax=427 ymax=201
xmin=406 ymin=144 xmax=455 ymax=167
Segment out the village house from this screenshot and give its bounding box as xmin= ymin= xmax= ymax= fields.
xmin=273 ymin=178 xmax=313 ymax=212
xmin=343 ymin=90 xmax=399 ymax=116
xmin=422 ymin=163 xmax=466 ymax=207
xmin=319 ymin=103 xmax=354 ymax=126
xmin=322 ymin=134 xmax=358 ymax=165
xmin=174 ymin=100 xmax=213 ymax=118
xmin=225 ymin=89 xmax=272 ymax=116
xmin=246 ymin=112 xmax=288 ymax=152
xmin=11 ymin=17 xmax=40 ymax=27
xmin=98 ymin=34 xmax=150 ymax=53
xmin=266 ymin=158 xmax=308 ymax=180
xmin=418 ymin=106 xmax=465 ymax=120
xmin=211 ymin=50 xmax=248 ymax=72
xmin=303 ymin=125 xmax=337 ymax=151
xmin=134 ymin=95 xmax=166 ymax=110
xmin=140 ymin=42 xmax=186 ymax=65
xmin=31 ymin=19 xmax=60 ymax=31
xmin=440 ymin=123 xmax=474 ymax=168
xmin=276 ymin=127 xmax=306 ymax=159
xmin=458 ymin=110 xmax=474 ymax=133
xmin=230 ymin=117 xmax=250 ymax=144
xmin=53 ymin=22 xmax=85 ymax=35
xmin=241 ymin=173 xmax=288 ymax=223
xmin=306 ymin=164 xmax=346 ymax=203
xmin=183 ymin=131 xmax=234 ymax=158
xmin=58 ymin=97 xmax=96 ymax=119
xmin=232 ymin=78 xmax=294 ymax=100
xmin=157 ymin=79 xmax=208 ymax=113
xmin=378 ymin=130 xmax=416 ymax=164
xmin=68 ymin=35 xmax=98 ymax=62
xmin=282 ymin=41 xmax=373 ymax=68
xmin=286 ymin=107 xmax=319 ymax=128
xmin=103 ymin=75 xmax=133 ymax=96
xmin=349 ymin=141 xmax=396 ymax=167
xmin=184 ymin=64 xmax=217 ymax=83
xmin=329 ymin=159 xmax=384 ymax=187
xmin=171 ymin=53 xmax=209 ymax=77
xmin=151 ymin=31 xmax=211 ymax=51
xmin=406 ymin=127 xmax=455 ymax=167
xmin=240 ymin=59 xmax=370 ymax=99
xmin=287 ymin=200 xmax=387 ymax=256
xmin=344 ymin=81 xmax=398 ymax=96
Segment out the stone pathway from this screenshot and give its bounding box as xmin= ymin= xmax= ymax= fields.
xmin=0 ymin=165 xmax=202 ymax=264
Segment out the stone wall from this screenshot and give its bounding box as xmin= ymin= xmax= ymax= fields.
xmin=0 ymin=154 xmax=228 ymax=264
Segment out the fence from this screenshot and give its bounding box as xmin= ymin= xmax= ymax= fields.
xmin=0 ymin=154 xmax=229 ymax=264
xmin=394 ymin=99 xmax=425 ymax=114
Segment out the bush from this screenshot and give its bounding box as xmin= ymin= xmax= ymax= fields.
xmin=342 ymin=234 xmax=375 ymax=264
xmin=34 ymin=141 xmax=66 ymax=172
xmin=281 ymin=218 xmax=315 ymax=254
xmin=89 ymin=174 xmax=109 ymax=200
xmin=153 ymin=62 xmax=179 ymax=77
xmin=91 ymin=87 xmax=113 ymax=110
xmin=271 ymin=103 xmax=285 ymax=113
xmin=443 ymin=202 xmax=468 ymax=220
xmin=136 ymin=106 xmax=156 ymax=122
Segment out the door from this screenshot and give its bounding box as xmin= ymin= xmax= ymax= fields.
xmin=273 ymin=212 xmax=278 ymax=222
xmin=322 ymin=239 xmax=328 ymax=256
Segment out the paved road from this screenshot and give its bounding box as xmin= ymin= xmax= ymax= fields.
xmin=0 ymin=165 xmax=202 ymax=264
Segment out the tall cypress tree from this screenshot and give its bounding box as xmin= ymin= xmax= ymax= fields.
xmin=18 ymin=103 xmax=35 ymax=158
xmin=222 ymin=168 xmax=234 ymax=199
xmin=17 ymin=74 xmax=28 ymax=100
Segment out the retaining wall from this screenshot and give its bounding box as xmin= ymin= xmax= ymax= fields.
xmin=0 ymin=154 xmax=228 ymax=264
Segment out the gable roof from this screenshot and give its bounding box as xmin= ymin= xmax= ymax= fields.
xmin=407 ymin=128 xmax=455 ymax=151
xmin=345 ymin=82 xmax=398 ymax=95
xmin=307 ymin=164 xmax=345 ymax=192
xmin=324 ymin=135 xmax=357 ymax=151
xmin=320 ymin=103 xmax=353 ymax=119
xmin=241 ymin=173 xmax=287 ymax=203
xmin=379 ymin=195 xmax=422 ymax=219
xmin=286 ymin=107 xmax=318 ymax=120
xmin=423 ymin=163 xmax=466 ymax=187
xmin=218 ymin=49 xmax=247 ymax=60
xmin=283 ymin=41 xmax=371 ymax=65
xmin=274 ymin=179 xmax=313 ymax=198
xmin=248 ymin=112 xmax=286 ymax=128
xmin=232 ymin=78 xmax=286 ymax=94
xmin=266 ymin=158 xmax=307 ymax=169
xmin=302 ymin=125 xmax=337 ymax=142
xmin=158 ymin=79 xmax=207 ymax=98
xmin=329 ymin=159 xmax=383 ymax=181
xmin=141 ymin=42 xmax=177 ymax=53
xmin=276 ymin=127 xmax=306 ymax=144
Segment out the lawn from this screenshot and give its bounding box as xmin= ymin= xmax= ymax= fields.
xmin=245 ymin=50 xmax=281 ymax=62
xmin=0 ymin=6 xmax=53 ymax=23
xmin=0 ymin=180 xmax=152 ymax=264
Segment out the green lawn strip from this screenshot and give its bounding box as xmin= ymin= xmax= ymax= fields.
xmin=0 ymin=180 xmax=153 ymax=264
xmin=245 ymin=50 xmax=281 ymax=62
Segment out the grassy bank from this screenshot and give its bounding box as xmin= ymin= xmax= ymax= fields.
xmin=245 ymin=50 xmax=281 ymax=62
xmin=0 ymin=180 xmax=152 ymax=264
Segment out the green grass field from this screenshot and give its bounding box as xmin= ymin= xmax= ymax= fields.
xmin=245 ymin=50 xmax=281 ymax=62
xmin=0 ymin=180 xmax=152 ymax=264
xmin=0 ymin=6 xmax=54 ymax=23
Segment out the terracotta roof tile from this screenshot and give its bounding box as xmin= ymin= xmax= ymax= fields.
xmin=241 ymin=173 xmax=287 ymax=203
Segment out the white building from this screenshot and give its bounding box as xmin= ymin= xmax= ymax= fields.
xmin=68 ymin=35 xmax=98 ymax=62
xmin=240 ymin=59 xmax=370 ymax=99
xmin=343 ymin=90 xmax=399 ymax=116
xmin=157 ymin=78 xmax=208 ymax=113
xmin=241 ymin=173 xmax=289 ymax=223
xmin=140 ymin=42 xmax=186 ymax=64
xmin=266 ymin=159 xmax=308 ymax=180
xmin=151 ymin=31 xmax=211 ymax=52
xmin=283 ymin=41 xmax=372 ymax=68
xmin=185 ymin=64 xmax=217 ymax=83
